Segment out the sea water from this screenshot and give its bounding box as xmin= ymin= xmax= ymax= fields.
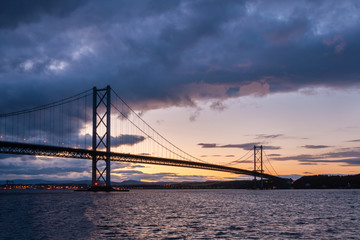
xmin=0 ymin=189 xmax=359 ymax=239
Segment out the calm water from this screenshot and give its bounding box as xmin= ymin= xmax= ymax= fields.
xmin=0 ymin=189 xmax=359 ymax=239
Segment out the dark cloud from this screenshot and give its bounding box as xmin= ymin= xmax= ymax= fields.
xmin=0 ymin=154 xmax=36 ymax=161
xmin=210 ymin=101 xmax=226 ymax=111
xmin=189 ymin=107 xmax=201 ymax=122
xmin=348 ymin=139 xmax=360 ymax=142
xmin=255 ymin=134 xmax=283 ymax=139
xmin=273 ymin=154 xmax=311 ymax=161
xmin=221 ymin=143 xmax=260 ymax=149
xmin=198 ymin=142 xmax=280 ymax=150
xmin=263 ymin=146 xmax=281 ymax=150
xmin=267 ymin=154 xmax=281 ymax=157
xmin=0 ymin=156 xmax=91 ymax=179
xmin=0 ymin=166 xmax=86 ymax=175
xmin=198 ymin=143 xmax=217 ymax=148
xmin=0 ymin=0 xmax=88 ymax=29
xmin=0 ymin=0 xmax=359 ymax=115
xmin=299 ymin=158 xmax=360 ymax=166
xmin=322 ymin=148 xmax=360 ymax=159
xmin=198 ymin=142 xmax=257 ymax=150
xmin=111 ymin=135 xmax=145 ymax=147
xmin=302 ymin=145 xmax=331 ymax=149
xmin=272 ymin=148 xmax=360 ymax=166
xmin=226 ymin=87 xmax=240 ymax=97
xmin=222 ymin=144 xmax=281 ymax=150
xmin=0 ymin=155 xmax=147 ymax=180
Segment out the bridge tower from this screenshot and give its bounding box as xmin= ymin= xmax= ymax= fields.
xmin=91 ymin=85 xmax=112 ymax=190
xmin=253 ymin=145 xmax=263 ymax=189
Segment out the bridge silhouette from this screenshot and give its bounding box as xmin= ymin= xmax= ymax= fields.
xmin=0 ymin=86 xmax=286 ymax=191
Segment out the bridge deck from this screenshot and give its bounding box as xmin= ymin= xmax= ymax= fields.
xmin=0 ymin=141 xmax=286 ymax=182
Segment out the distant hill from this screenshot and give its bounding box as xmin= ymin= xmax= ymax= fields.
xmin=293 ymin=174 xmax=360 ymax=189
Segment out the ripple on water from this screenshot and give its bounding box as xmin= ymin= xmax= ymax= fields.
xmin=0 ymin=189 xmax=359 ymax=239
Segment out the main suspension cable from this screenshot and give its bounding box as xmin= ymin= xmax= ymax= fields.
xmin=263 ymin=150 xmax=279 ymax=176
xmin=111 ymin=89 xmax=209 ymax=164
xmin=226 ymin=148 xmax=253 ymax=166
xmin=0 ymin=88 xmax=92 ymax=117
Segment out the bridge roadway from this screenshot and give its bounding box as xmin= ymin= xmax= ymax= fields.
xmin=0 ymin=141 xmax=286 ymax=182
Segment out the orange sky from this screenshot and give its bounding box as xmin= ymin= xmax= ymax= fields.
xmin=106 ymin=87 xmax=360 ymax=181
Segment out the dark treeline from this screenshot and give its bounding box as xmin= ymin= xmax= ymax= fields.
xmin=293 ymin=174 xmax=360 ymax=189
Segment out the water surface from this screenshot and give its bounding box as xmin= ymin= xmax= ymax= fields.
xmin=0 ymin=189 xmax=359 ymax=239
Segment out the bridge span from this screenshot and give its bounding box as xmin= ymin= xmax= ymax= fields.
xmin=0 ymin=141 xmax=285 ymax=183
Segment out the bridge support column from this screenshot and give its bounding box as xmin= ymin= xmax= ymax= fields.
xmin=253 ymin=145 xmax=263 ymax=189
xmin=91 ymin=85 xmax=113 ymax=191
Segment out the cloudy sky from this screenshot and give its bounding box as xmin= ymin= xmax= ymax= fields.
xmin=0 ymin=0 xmax=359 ymax=182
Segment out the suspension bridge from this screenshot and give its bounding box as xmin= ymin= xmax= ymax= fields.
xmin=0 ymin=86 xmax=287 ymax=191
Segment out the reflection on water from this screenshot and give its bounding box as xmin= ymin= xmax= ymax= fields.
xmin=1 ymin=189 xmax=359 ymax=239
